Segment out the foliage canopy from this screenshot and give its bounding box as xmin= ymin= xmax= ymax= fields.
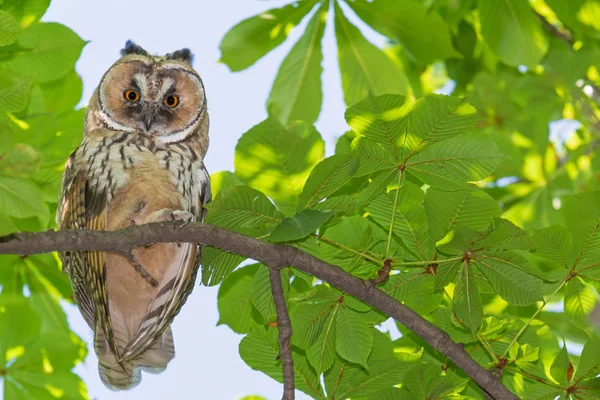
xmin=1 ymin=0 xmax=600 ymax=399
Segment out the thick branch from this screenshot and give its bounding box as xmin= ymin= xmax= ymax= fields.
xmin=0 ymin=223 xmax=518 ymax=400
xmin=270 ymin=268 xmax=294 ymax=400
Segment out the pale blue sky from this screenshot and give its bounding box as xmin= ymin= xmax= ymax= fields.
xmin=41 ymin=1 xmax=381 ymax=399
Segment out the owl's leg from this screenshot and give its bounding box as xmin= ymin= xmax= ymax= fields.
xmin=143 ymin=209 xmax=194 ymax=226
xmin=144 ymin=209 xmax=194 ymax=248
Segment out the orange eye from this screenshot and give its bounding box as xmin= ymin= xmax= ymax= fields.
xmin=164 ymin=95 xmax=179 ymax=108
xmin=124 ymin=90 xmax=140 ymax=102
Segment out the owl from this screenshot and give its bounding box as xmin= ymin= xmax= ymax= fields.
xmin=56 ymin=40 xmax=211 ymax=390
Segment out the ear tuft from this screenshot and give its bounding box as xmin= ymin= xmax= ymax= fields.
xmin=121 ymin=40 xmax=149 ymax=57
xmin=165 ymin=48 xmax=194 ymax=64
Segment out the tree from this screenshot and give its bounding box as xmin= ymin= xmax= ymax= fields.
xmin=1 ymin=0 xmax=600 ymax=399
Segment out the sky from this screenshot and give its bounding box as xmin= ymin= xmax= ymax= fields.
xmin=41 ymin=1 xmax=388 ymax=399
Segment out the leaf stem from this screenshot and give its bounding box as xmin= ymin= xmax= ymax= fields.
xmin=477 ymin=334 xmax=499 ymax=364
xmin=501 ymin=280 xmax=567 ymax=358
xmin=385 ymin=170 xmax=403 ymax=258
xmin=315 ymin=234 xmax=383 ymax=265
xmin=397 ymin=256 xmax=463 ymax=266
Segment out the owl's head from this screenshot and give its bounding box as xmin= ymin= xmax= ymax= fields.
xmin=88 ymin=40 xmax=207 ymax=144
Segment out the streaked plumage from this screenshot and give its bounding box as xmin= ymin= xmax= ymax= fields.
xmin=56 ymin=41 xmax=210 ymax=390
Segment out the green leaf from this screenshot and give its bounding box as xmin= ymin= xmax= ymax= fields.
xmin=367 ymin=182 xmax=435 ymax=260
xmin=573 ymin=336 xmax=600 ymax=381
xmin=268 ymin=0 xmax=327 ymax=125
xmin=425 ymin=188 xmax=501 ymax=243
xmin=0 ymin=75 xmax=32 ymax=112
xmin=453 ymin=264 xmax=483 ymax=334
xmin=407 ymin=94 xmax=477 ymax=152
xmin=0 ymin=0 xmax=50 ymax=27
xmin=346 ymin=0 xmax=461 ymax=64
xmin=335 ymin=306 xmax=373 ymax=368
xmin=200 ymin=248 xmax=246 ymax=287
xmin=435 ymin=261 xmax=461 ymax=291
xmin=252 ymin=265 xmax=277 ymax=322
xmin=234 ymin=117 xmax=324 ymax=214
xmin=0 ymin=176 xmax=48 ymax=223
xmin=218 ymin=264 xmax=259 ymax=334
xmin=345 ymin=94 xmax=411 ymax=162
xmin=479 ymin=218 xmax=534 ymax=251
xmin=477 ymin=0 xmax=548 ymax=68
xmin=240 ymin=329 xmax=326 ymax=398
xmin=205 ymin=185 xmax=283 ymax=234
xmin=40 ymin=70 xmax=82 ymax=115
xmin=562 ymin=192 xmax=600 ymax=267
xmin=0 ymin=10 xmax=19 ymax=46
xmin=476 ymin=251 xmax=544 ymax=305
xmin=307 ymin=306 xmax=337 ymax=374
xmin=334 ymin=2 xmax=409 ymax=107
xmin=219 ymin=0 xmax=318 ymax=71
xmin=2 ymin=22 xmax=86 ymax=83
xmin=352 ymin=138 xmax=398 ymax=177
xmin=549 ymin=345 xmax=571 ymax=386
xmin=209 ymin=171 xmax=245 ymax=199
xmin=291 ymin=299 xmax=336 ymax=349
xmin=532 ymin=225 xmax=573 ymax=268
xmin=406 ymin=134 xmax=505 ymax=190
xmin=269 ymin=209 xmax=332 ymax=242
xmin=564 ymin=277 xmax=596 ymax=326
xmin=383 ymin=270 xmax=442 ymax=315
xmin=298 ymin=154 xmax=359 ymax=210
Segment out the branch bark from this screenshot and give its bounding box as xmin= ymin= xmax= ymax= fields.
xmin=270 ymin=268 xmax=294 ymax=400
xmin=0 ymin=222 xmax=518 ymax=400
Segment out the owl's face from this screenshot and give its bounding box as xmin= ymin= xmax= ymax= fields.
xmin=94 ymin=41 xmax=206 ymax=144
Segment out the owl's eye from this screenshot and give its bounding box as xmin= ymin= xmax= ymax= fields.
xmin=163 ymin=95 xmax=179 ymax=108
xmin=124 ymin=90 xmax=140 ymax=102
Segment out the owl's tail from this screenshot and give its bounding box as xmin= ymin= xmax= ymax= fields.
xmin=95 ymin=325 xmax=175 ymax=390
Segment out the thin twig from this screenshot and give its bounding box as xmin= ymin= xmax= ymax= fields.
xmin=269 ymin=268 xmax=294 ymax=400
xmin=0 ymin=223 xmax=518 ymax=400
xmin=385 ymin=170 xmax=404 ymax=258
xmin=501 ymin=280 xmax=567 ymax=358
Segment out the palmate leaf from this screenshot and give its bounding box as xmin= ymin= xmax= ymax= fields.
xmin=564 ymin=277 xmax=596 ymax=326
xmin=205 ymin=185 xmax=283 ymax=233
xmin=290 ymin=299 xmax=338 ymax=350
xmin=549 ymin=345 xmax=571 ymax=387
xmin=425 ymin=188 xmax=501 ymax=243
xmin=345 ymin=94 xmax=411 ymax=163
xmin=335 ymin=306 xmax=373 ymax=368
xmin=346 ymin=0 xmax=460 ymax=64
xmin=234 ymin=117 xmax=324 ymax=215
xmin=352 ymin=138 xmax=397 ymax=177
xmin=200 ymin=247 xmax=246 ymax=287
xmin=475 ymin=251 xmax=544 ymax=306
xmin=533 ymin=225 xmax=573 ymax=268
xmin=0 ymin=10 xmax=19 ymax=46
xmin=218 ymin=264 xmax=259 ymax=334
xmin=405 ymin=134 xmax=505 ymax=190
xmin=367 ymin=182 xmax=435 ymax=261
xmin=40 ymin=71 xmax=83 ymax=115
xmin=269 ymin=209 xmax=332 ymax=242
xmin=0 ymin=0 xmax=50 ymax=27
xmin=406 ymin=94 xmax=478 ymax=153
xmin=478 ymin=0 xmax=548 ymax=69
xmin=562 ymin=191 xmax=600 ymax=268
xmin=453 ymin=264 xmax=483 ymax=334
xmin=1 ymin=23 xmax=86 ymax=83
xmin=268 ymin=0 xmax=327 ymax=125
xmin=0 ymin=75 xmax=32 ymax=112
xmin=306 ymin=304 xmax=337 ymax=374
xmin=0 ymin=176 xmax=49 ymax=223
xmin=383 ymin=270 xmax=442 ymax=316
xmin=239 ymin=328 xmax=326 ymax=398
xmin=325 ymin=331 xmax=411 ymax=398
xmin=573 ymin=337 xmax=600 ymax=381
xmin=298 ymin=153 xmax=359 ymax=210
xmin=219 ymin=0 xmax=318 ymax=71
xmin=334 ymin=1 xmax=409 ymax=107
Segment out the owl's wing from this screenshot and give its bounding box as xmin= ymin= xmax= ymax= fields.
xmin=123 ymin=163 xmax=212 ymax=361
xmin=57 ymin=149 xmax=119 ymax=358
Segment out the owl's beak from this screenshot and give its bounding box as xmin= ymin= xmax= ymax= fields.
xmin=140 ymin=104 xmax=158 ymax=132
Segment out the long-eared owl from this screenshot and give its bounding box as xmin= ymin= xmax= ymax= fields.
xmin=56 ymin=41 xmax=211 ymax=390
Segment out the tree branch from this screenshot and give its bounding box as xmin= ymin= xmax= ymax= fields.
xmin=270 ymin=268 xmax=294 ymax=400
xmin=0 ymin=222 xmax=518 ymax=400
